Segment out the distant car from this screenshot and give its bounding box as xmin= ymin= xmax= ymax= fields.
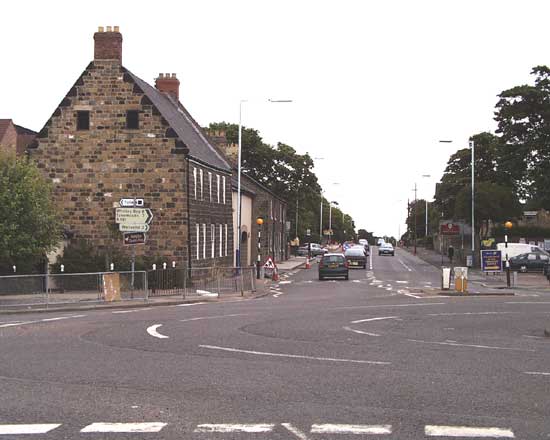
xmin=318 ymin=253 xmax=349 ymax=280
xmin=345 ymin=247 xmax=367 ymax=268
xmin=508 ymin=252 xmax=550 ymax=272
xmin=298 ymin=243 xmax=328 ymax=257
xmin=378 ymin=243 xmax=394 ymax=256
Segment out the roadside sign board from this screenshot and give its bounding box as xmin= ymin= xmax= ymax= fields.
xmin=119 ymin=223 xmax=150 ymax=233
xmin=481 ymin=250 xmax=503 ymax=273
xmin=115 ymin=208 xmax=153 ymax=225
xmin=119 ymin=198 xmax=144 ymax=207
xmin=123 ymin=232 xmax=146 ymax=245
xmin=440 ymin=223 xmax=460 ymax=235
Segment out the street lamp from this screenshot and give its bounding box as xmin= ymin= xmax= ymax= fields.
xmin=469 ymin=140 xmax=475 ymax=267
xmin=236 ymin=99 xmax=292 ymax=267
xmin=256 ymin=217 xmax=264 ymax=279
xmin=422 ymin=174 xmax=431 ymax=237
xmin=504 ymin=221 xmax=513 ymax=287
xmin=329 ymin=200 xmax=339 ymax=242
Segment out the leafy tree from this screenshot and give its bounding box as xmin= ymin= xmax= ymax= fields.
xmin=0 ymin=154 xmax=62 ymax=273
xmin=495 ymin=66 xmax=550 ymax=208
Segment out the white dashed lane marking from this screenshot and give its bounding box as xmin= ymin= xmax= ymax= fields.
xmin=351 ymin=316 xmax=399 ymax=324
xmin=0 ymin=314 xmax=86 ymax=329
xmin=195 ymin=424 xmax=274 ymax=433
xmin=425 ymin=425 xmax=514 ymax=438
xmin=0 ymin=424 xmax=61 ymax=435
xmin=80 ymin=422 xmax=167 ymax=433
xmin=311 ymin=424 xmax=392 ymax=435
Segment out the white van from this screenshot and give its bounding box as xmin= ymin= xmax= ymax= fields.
xmin=496 ymin=243 xmax=548 ymax=259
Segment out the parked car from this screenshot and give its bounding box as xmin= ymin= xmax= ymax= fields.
xmin=345 ymin=247 xmax=367 ymax=268
xmin=319 ymin=253 xmax=349 ymax=280
xmin=508 ymin=252 xmax=550 ymax=272
xmin=378 ymin=243 xmax=395 ymax=256
xmin=298 ymin=243 xmax=328 ymax=257
xmin=497 ymin=243 xmax=549 ymax=260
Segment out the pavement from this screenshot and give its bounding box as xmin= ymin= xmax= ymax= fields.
xmin=403 ymin=245 xmax=550 ymax=294
xmin=1 ymin=246 xmax=550 ymax=438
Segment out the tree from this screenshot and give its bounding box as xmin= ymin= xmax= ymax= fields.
xmin=0 ymin=154 xmax=62 ymax=273
xmin=495 ymin=66 xmax=550 ymax=208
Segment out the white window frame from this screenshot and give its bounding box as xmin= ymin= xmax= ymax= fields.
xmin=208 ymin=172 xmax=212 ymax=202
xmin=270 ymin=200 xmax=273 ymax=219
xmin=200 ymin=169 xmax=203 ymax=200
xmin=202 ymin=223 xmax=206 ymax=259
xmin=224 ymin=224 xmax=228 ymax=256
xmin=195 ymin=224 xmax=200 ymax=260
xmin=211 ymin=224 xmax=215 ymax=258
xmin=219 ymin=224 xmax=223 ymax=257
xmin=216 ymin=174 xmax=220 ymax=204
xmin=193 ymin=168 xmax=197 ymax=200
xmin=222 ymin=176 xmax=226 ymax=204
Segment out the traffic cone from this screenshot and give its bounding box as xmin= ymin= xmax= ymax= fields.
xmin=273 ymin=267 xmax=279 ymax=281
xmin=305 ymin=257 xmax=311 ymax=269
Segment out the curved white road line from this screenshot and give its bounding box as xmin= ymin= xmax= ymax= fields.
xmin=199 ymin=344 xmax=390 ymax=365
xmin=408 ymin=338 xmax=534 ymax=352
xmin=343 ymin=326 xmax=380 ymax=337
xmin=352 ymin=316 xmax=399 ymax=324
xmin=147 ymin=324 xmax=169 ymax=339
xmin=180 ymin=314 xmax=247 ymax=323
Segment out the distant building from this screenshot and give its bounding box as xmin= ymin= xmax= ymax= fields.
xmin=519 ymin=210 xmax=550 ymax=228
xmin=0 ymin=119 xmax=36 ymax=156
xmin=206 ymin=129 xmax=288 ymax=265
xmin=29 ymin=27 xmax=233 ymax=268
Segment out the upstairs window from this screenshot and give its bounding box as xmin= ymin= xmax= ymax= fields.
xmin=216 ymin=175 xmax=220 ymax=204
xmin=208 ymin=172 xmax=212 ymax=202
xmin=193 ymin=168 xmax=197 ymax=200
xmin=77 ymin=111 xmax=90 ymax=130
xmin=126 ymin=110 xmax=139 ymax=129
xmin=222 ymin=176 xmax=226 ymax=204
xmin=200 ymin=169 xmax=204 ymax=200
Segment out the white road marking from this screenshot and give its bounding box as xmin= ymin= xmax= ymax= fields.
xmin=180 ymin=314 xmax=247 ymax=323
xmin=0 ymin=424 xmax=61 ymax=434
xmin=334 ymin=303 xmax=446 ymax=310
xmin=112 ymin=308 xmax=152 ymax=314
xmin=195 ymin=424 xmax=274 ymax=433
xmin=311 ymin=424 xmax=392 ymax=435
xmin=177 ymin=302 xmax=207 ymax=307
xmin=408 ymin=339 xmax=534 ymax=352
xmin=352 ymin=280 xmax=361 ymax=283
xmin=279 ymin=280 xmax=292 ymax=285
xmin=343 ymin=326 xmax=380 ymax=337
xmin=352 ymin=316 xmax=399 ymax=324
xmin=398 ymin=259 xmax=412 ymax=272
xmin=428 ymin=312 xmax=518 ymax=317
xmin=274 ymin=292 xmax=286 ymax=298
xmin=396 ymin=280 xmax=409 ymax=284
xmin=199 ymin=344 xmax=390 ymax=365
xmin=80 ymin=422 xmax=166 ymax=433
xmin=0 ymin=315 xmax=86 ymax=328
xmin=522 ymin=335 xmax=545 ymax=339
xmin=425 ymin=425 xmax=514 ymax=438
xmin=282 ymin=423 xmax=310 ymax=440
xmin=146 ymin=324 xmax=169 ymax=339
xmin=524 ymin=371 xmax=550 ymax=376
xmin=506 ymin=302 xmax=550 ymax=305
xmin=405 ymin=293 xmax=422 ymax=298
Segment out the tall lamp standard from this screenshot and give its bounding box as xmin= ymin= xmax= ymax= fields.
xmin=422 ymin=174 xmax=431 ymax=237
xmin=329 ymin=200 xmax=339 ymax=243
xmin=504 ymin=221 xmax=513 ymax=287
xmin=236 ymin=99 xmax=292 ymax=268
xmin=469 ymin=140 xmax=475 ymax=267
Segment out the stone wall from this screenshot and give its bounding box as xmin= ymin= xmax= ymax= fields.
xmin=30 ymin=60 xmax=190 ymax=265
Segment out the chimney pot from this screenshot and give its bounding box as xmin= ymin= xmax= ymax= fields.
xmin=94 ymin=28 xmax=123 ymax=63
xmin=155 ymin=73 xmax=181 ymax=101
xmin=98 ymin=26 xmax=104 ymax=32
xmin=114 ymin=25 xmax=120 ymax=32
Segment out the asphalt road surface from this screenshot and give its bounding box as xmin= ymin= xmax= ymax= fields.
xmin=1 ymin=247 xmax=549 ymax=439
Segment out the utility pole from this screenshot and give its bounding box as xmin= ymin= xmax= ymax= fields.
xmin=470 ymin=140 xmax=475 ymax=267
xmin=413 ymin=183 xmax=418 ymax=256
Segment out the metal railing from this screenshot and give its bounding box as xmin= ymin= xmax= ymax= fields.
xmin=0 ymin=271 xmax=148 ymax=309
xmin=148 ymin=267 xmax=256 ymax=298
xmin=0 ymin=267 xmax=258 ymax=309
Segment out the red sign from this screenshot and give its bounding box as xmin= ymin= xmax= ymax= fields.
xmin=440 ymin=223 xmax=460 ymax=235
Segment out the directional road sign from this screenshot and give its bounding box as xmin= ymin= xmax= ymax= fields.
xmin=123 ymin=232 xmax=147 ymax=245
xmin=119 ymin=223 xmax=150 ymax=233
xmin=119 ymin=198 xmax=144 ymax=207
xmin=115 ymin=208 xmax=153 ymax=226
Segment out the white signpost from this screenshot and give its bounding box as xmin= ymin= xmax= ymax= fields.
xmin=119 ymin=198 xmax=144 ymax=207
xmin=115 ymin=208 xmax=153 ymax=225
xmin=119 ymin=223 xmax=150 ymax=232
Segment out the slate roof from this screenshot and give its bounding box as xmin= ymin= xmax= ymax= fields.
xmin=127 ymin=71 xmax=231 ymax=172
xmin=14 ymin=124 xmax=37 ymax=136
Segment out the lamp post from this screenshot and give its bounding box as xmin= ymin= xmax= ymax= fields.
xmin=319 ymin=190 xmax=324 ymax=243
xmin=505 ymin=221 xmax=513 ymax=287
xmin=329 ymin=200 xmax=339 ymax=243
xmin=413 ymin=183 xmax=417 ymax=255
xmin=256 ymin=217 xmax=264 ymax=279
xmin=422 ymin=174 xmax=431 ymax=237
xmin=236 ymin=99 xmax=292 ymax=268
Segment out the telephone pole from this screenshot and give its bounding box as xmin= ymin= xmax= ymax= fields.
xmin=413 ymin=183 xmax=418 ymax=256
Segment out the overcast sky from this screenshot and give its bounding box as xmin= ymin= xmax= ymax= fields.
xmin=1 ymin=0 xmax=546 ymax=238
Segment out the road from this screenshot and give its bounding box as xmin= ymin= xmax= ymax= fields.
xmin=1 ymin=247 xmax=549 ymax=439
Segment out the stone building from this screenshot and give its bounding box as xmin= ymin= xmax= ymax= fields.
xmin=206 ymin=129 xmax=288 ymax=265
xmin=29 ymin=27 xmax=233 ymax=269
xmin=0 ymin=119 xmax=36 ymax=156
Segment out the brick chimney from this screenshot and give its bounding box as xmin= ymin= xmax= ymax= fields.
xmin=155 ymin=73 xmax=180 ymax=101
xmin=94 ymin=26 xmax=122 ymax=63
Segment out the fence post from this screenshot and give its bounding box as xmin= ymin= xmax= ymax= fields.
xmin=251 ymin=268 xmax=256 ymax=292
xmin=216 ymin=268 xmax=221 ymax=298
xmin=240 ymin=268 xmax=244 ymax=296
xmin=144 ymin=271 xmax=149 ymax=301
xmin=183 ymin=266 xmax=187 ymax=299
